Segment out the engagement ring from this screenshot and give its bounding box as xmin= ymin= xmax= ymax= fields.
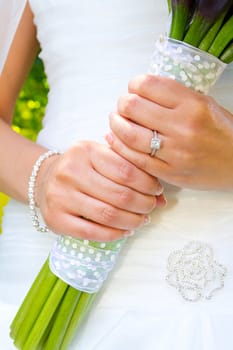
xmin=150 ymin=130 xmax=161 ymax=157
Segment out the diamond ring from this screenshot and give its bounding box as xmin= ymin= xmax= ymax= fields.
xmin=150 ymin=130 xmax=161 ymax=157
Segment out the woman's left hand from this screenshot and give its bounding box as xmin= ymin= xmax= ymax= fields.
xmin=106 ymin=74 xmax=233 ymax=190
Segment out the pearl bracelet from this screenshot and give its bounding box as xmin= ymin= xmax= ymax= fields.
xmin=28 ymin=150 xmax=60 ymax=233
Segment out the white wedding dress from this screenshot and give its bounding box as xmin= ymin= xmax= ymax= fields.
xmin=1 ymin=1 xmax=233 ymax=349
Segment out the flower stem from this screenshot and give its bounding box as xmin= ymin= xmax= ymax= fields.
xmin=43 ymin=287 xmax=82 ymax=350
xmin=198 ymin=11 xmax=227 ymax=52
xmin=10 ymin=258 xmax=50 ymax=337
xmin=220 ymin=41 xmax=233 ymax=63
xmin=167 ymin=0 xmax=171 ymax=13
xmin=60 ymin=292 xmax=97 ymax=350
xmin=12 ymin=259 xmax=58 ymax=347
xmin=169 ymin=4 xmax=189 ymax=40
xmin=22 ymin=278 xmax=68 ymax=350
xmin=208 ymin=15 xmax=233 ymax=58
xmin=38 ymin=305 xmax=61 ymax=349
xmin=184 ymin=15 xmax=211 ymax=46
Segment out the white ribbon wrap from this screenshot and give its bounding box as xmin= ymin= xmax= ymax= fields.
xmin=149 ymin=36 xmax=227 ymax=94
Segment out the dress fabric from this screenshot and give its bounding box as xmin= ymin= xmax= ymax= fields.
xmin=0 ymin=1 xmax=233 ymax=349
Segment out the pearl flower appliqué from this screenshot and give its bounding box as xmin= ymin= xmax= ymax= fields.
xmin=166 ymin=241 xmax=227 ymax=302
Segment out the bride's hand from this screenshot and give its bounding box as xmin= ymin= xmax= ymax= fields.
xmin=107 ymin=74 xmax=233 ymax=190
xmin=35 ymin=141 xmax=165 ymax=242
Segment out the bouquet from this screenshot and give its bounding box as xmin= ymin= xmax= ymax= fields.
xmin=10 ymin=1 xmax=233 ymax=349
xmin=152 ymin=0 xmax=233 ymax=93
xmin=10 ymin=237 xmax=125 ymax=349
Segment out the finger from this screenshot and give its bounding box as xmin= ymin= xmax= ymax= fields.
xmin=53 ymin=214 xmax=135 ymax=242
xmin=76 ymin=166 xmax=157 ymax=214
xmin=117 ymin=93 xmax=173 ymax=134
xmin=63 ymin=142 xmax=160 ymax=196
xmin=128 ymin=74 xmax=192 ymax=108
xmin=105 ymin=130 xmax=174 ymax=182
xmin=109 ymin=113 xmax=173 ymax=162
xmin=109 ymin=112 xmax=159 ymax=154
xmin=156 ymin=193 xmax=167 ymax=208
xmin=90 ymin=143 xmax=161 ymax=196
xmin=62 ymin=190 xmax=148 ymax=232
xmin=64 ymin=194 xmax=167 ymax=241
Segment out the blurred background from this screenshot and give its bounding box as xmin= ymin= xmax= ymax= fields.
xmin=0 ymin=58 xmax=48 ymax=232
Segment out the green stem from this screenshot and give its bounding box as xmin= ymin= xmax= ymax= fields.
xmin=38 ymin=306 xmax=61 ymax=349
xmin=220 ymin=41 xmax=233 ymax=63
xmin=167 ymin=0 xmax=171 ymax=13
xmin=208 ymin=15 xmax=233 ymax=58
xmin=43 ymin=287 xmax=82 ymax=350
xmin=10 ymin=258 xmax=49 ymax=337
xmin=21 ymin=279 xmax=68 ymax=350
xmin=169 ymin=5 xmax=189 ymax=40
xmin=198 ymin=11 xmax=227 ymax=52
xmin=60 ymin=292 xmax=97 ymax=350
xmin=184 ymin=15 xmax=211 ymax=46
xmin=12 ymin=260 xmax=58 ymax=347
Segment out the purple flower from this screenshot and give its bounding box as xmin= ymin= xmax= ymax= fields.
xmin=184 ymin=0 xmax=233 ymax=45
xmin=197 ymin=0 xmax=232 ymax=21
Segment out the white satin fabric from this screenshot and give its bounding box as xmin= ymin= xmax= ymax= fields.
xmin=1 ymin=1 xmax=233 ymax=349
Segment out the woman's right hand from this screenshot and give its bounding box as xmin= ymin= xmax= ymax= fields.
xmin=36 ymin=141 xmax=165 ymax=242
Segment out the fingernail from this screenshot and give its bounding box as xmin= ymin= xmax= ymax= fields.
xmin=157 ymin=195 xmax=167 ymax=208
xmin=123 ymin=230 xmax=135 ymax=238
xmin=144 ymin=215 xmax=151 ymax=225
xmin=156 ymin=184 xmax=164 ymax=196
xmin=105 ymin=132 xmax=113 ymax=145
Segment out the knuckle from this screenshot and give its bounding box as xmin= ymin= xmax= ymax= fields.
xmin=144 ymin=74 xmax=161 ymax=86
xmin=100 ymin=206 xmax=118 ymax=225
xmin=55 ymin=156 xmax=74 ymax=181
xmin=131 ymin=74 xmax=166 ymax=93
xmin=128 ymin=74 xmax=146 ymax=92
xmin=118 ymin=188 xmax=134 ymax=205
xmin=119 ymin=93 xmax=139 ymax=116
xmin=70 ymin=140 xmax=93 ymax=157
xmin=134 ymin=74 xmax=153 ymax=92
xmin=195 ymin=97 xmax=208 ymax=119
xmin=120 ymin=123 xmax=138 ymax=145
xmin=118 ymin=161 xmax=134 ymax=182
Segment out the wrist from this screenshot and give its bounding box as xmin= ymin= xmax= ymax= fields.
xmin=35 ymin=152 xmax=61 ymax=207
xmin=28 ymin=150 xmax=61 ymax=232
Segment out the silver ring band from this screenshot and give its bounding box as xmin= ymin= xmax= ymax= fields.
xmin=150 ymin=130 xmax=161 ymax=157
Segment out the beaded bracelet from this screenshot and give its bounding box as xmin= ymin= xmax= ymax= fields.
xmin=28 ymin=150 xmax=60 ymax=233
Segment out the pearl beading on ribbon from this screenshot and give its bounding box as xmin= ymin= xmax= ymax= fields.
xmin=149 ymin=36 xmax=227 ymax=94
xmin=49 ymin=235 xmax=125 ymax=293
xmin=166 ymin=241 xmax=227 ymax=302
